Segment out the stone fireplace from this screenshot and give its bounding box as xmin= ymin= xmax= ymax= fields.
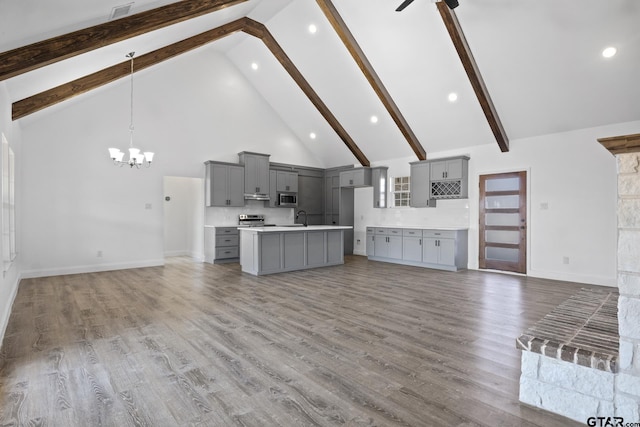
xmin=516 ymin=133 xmax=640 ymax=422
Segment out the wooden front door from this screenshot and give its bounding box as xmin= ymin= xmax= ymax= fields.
xmin=479 ymin=171 xmax=527 ymax=273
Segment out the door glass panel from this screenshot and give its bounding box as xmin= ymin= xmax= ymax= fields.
xmin=485 ymin=177 xmax=520 ymax=192
xmin=485 ymin=213 xmax=520 ymax=226
xmin=486 ymin=247 xmax=519 ymax=262
xmin=485 ymin=195 xmax=519 ymax=209
xmin=485 ymin=230 xmax=520 ymax=245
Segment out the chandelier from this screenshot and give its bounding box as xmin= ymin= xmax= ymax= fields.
xmin=108 ymin=52 xmax=154 ymax=168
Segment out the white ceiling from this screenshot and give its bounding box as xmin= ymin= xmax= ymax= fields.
xmin=2 ymin=0 xmax=638 ymax=166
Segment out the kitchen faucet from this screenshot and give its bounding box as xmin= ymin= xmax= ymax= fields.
xmin=296 ymin=210 xmax=308 ymax=227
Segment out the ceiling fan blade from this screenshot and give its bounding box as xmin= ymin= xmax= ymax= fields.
xmin=395 ymin=0 xmax=415 ymax=12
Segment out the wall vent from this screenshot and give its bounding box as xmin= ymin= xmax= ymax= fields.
xmin=110 ymin=3 xmax=134 ymax=20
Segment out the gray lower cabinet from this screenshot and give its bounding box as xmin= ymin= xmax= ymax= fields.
xmin=366 ymin=227 xmax=375 ymax=257
xmin=240 ymin=228 xmax=346 ymax=276
xmin=402 ymin=229 xmax=422 ymax=262
xmin=373 ymin=228 xmax=402 ymax=260
xmin=204 ymin=226 xmax=239 ymax=264
xmin=367 ymin=226 xmax=468 ymax=271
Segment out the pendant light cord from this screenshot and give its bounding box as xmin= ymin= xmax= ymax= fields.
xmin=128 ymin=52 xmax=135 ymax=149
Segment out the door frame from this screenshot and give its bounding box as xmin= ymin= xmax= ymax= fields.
xmin=477 ymin=169 xmax=529 ymax=274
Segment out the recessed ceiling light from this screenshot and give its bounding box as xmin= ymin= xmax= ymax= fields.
xmin=308 ymin=24 xmax=318 ymax=34
xmin=309 ymin=132 xmax=317 ymax=139
xmin=602 ymin=46 xmax=617 ymax=58
xmin=370 ymin=115 xmax=378 ymax=124
xmin=251 ymin=62 xmax=259 ymax=70
xmin=448 ymin=92 xmax=458 ymax=102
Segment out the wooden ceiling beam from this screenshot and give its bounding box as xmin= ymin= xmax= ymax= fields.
xmin=598 ymin=133 xmax=640 ymax=155
xmin=316 ymin=0 xmax=426 ymax=161
xmin=0 ymin=0 xmax=247 ymax=81
xmin=436 ymin=1 xmax=509 ymax=152
xmin=12 ymin=19 xmax=248 ymax=120
xmin=11 ymin=16 xmax=370 ymax=166
xmin=242 ymin=19 xmax=370 ymax=167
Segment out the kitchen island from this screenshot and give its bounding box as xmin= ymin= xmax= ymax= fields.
xmin=239 ymin=225 xmax=352 ymax=276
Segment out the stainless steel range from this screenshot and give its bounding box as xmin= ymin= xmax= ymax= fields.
xmin=238 ymin=214 xmax=266 ymax=227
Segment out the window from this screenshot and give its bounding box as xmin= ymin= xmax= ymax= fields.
xmin=392 ymin=176 xmax=410 ymax=207
xmin=2 ymin=133 xmax=15 ymax=272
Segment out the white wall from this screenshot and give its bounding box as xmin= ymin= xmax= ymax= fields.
xmin=355 ymin=120 xmax=640 ymax=287
xmin=0 ymin=81 xmax=22 ymax=348
xmin=19 ymin=49 xmax=322 ymax=278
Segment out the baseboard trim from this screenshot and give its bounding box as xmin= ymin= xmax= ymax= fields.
xmin=0 ymin=271 xmax=21 ymax=368
xmin=21 ymin=259 xmax=166 ymax=279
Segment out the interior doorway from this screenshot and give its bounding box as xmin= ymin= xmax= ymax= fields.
xmin=163 ymin=176 xmax=205 ymax=260
xmin=479 ymin=171 xmax=527 ymax=274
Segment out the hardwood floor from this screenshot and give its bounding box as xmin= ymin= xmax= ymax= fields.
xmin=0 ymin=256 xmax=605 ymax=426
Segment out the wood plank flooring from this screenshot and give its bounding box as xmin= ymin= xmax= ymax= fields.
xmin=0 ymin=256 xmax=607 ymax=426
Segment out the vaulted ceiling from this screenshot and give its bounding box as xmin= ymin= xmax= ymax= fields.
xmin=2 ymin=0 xmax=638 ymax=167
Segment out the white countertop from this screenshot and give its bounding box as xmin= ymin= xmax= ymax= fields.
xmin=238 ymin=225 xmax=353 ymax=232
xmin=368 ymin=226 xmax=469 ymax=231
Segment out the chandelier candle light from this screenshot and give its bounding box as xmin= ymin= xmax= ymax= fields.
xmin=108 ymin=52 xmax=154 ymax=168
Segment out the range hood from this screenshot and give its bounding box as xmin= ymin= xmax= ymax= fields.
xmin=244 ymin=193 xmax=270 ymax=201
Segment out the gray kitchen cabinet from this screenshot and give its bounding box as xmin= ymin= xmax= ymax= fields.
xmin=276 ymin=170 xmax=298 ymax=192
xmin=373 ymin=227 xmax=403 ymax=260
xmin=205 ymin=161 xmax=245 ymax=207
xmin=429 ymin=156 xmax=469 ymax=199
xmin=430 ymin=158 xmax=465 ymax=180
xmin=297 ymin=174 xmax=323 ymax=224
xmin=366 ymin=227 xmax=375 ymax=256
xmin=283 ymin=232 xmax=305 ymax=269
xmin=204 ymin=226 xmax=239 ymax=264
xmin=268 ymin=170 xmax=278 ymax=208
xmin=324 ymin=171 xmax=341 ymax=224
xmin=340 ymin=167 xmax=372 ymax=188
xmin=238 ymin=151 xmax=270 ymax=196
xmin=422 ymin=230 xmax=465 ymax=268
xmin=239 ymin=227 xmax=347 ymax=275
xmin=371 ymin=167 xmax=388 ymax=208
xmin=409 ymin=161 xmax=435 ymax=208
xmin=367 ymin=226 xmax=468 ymax=271
xmin=402 ymin=229 xmax=422 ymax=262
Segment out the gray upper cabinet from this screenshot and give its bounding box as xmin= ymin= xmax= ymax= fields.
xmin=411 ymin=156 xmax=469 ymax=204
xmin=276 ymin=170 xmax=298 ymax=192
xmin=430 ymin=158 xmax=465 ymax=180
xmin=205 ymin=161 xmax=245 ymax=207
xmin=409 ymin=161 xmax=432 ymax=208
xmin=429 ymin=156 xmax=469 ymax=199
xmin=340 ymin=168 xmax=372 ymax=188
xmin=238 ymin=152 xmax=270 ymax=195
xmin=371 ymin=167 xmax=388 ymax=208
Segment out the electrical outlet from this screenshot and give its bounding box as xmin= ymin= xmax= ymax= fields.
xmin=145 ymin=203 xmax=152 ymax=210
xmin=562 ymin=256 xmax=569 ymax=265
xmin=97 ymin=250 xmax=103 ymax=258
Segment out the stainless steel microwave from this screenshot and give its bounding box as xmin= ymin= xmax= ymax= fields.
xmin=278 ymin=192 xmax=297 ymax=207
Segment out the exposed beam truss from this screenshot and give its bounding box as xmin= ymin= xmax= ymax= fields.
xmin=436 ymin=1 xmax=509 ymax=152
xmin=9 ymin=16 xmax=370 ymax=166
xmin=316 ymin=0 xmax=426 ymax=161
xmin=0 ymin=0 xmax=247 ymax=81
